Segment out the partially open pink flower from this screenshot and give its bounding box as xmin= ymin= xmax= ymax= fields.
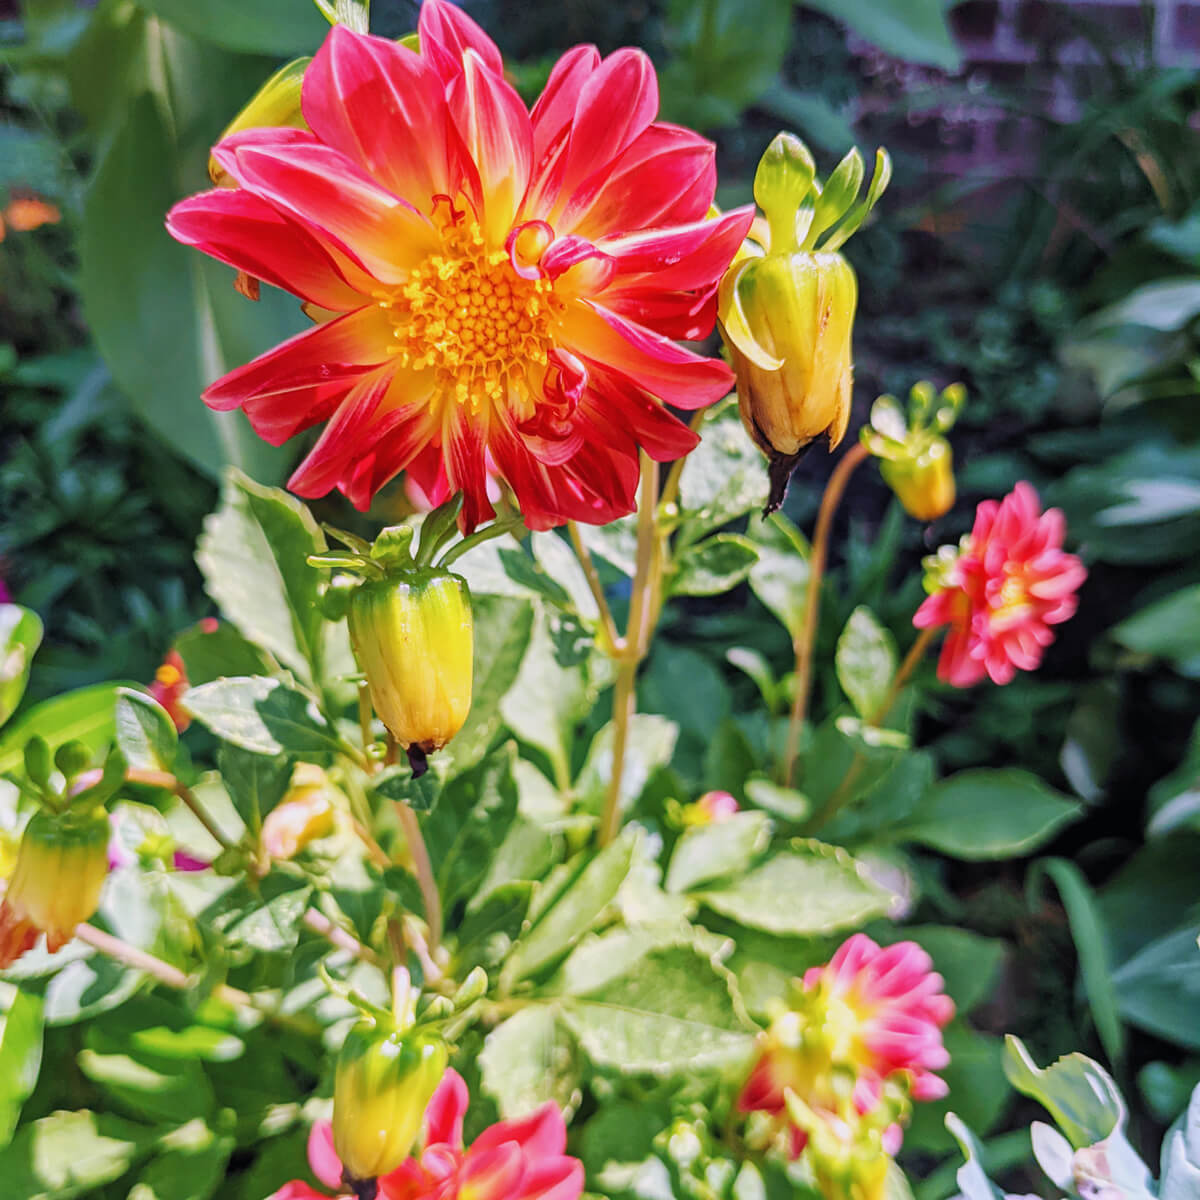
xmin=272 ymin=1069 xmax=583 ymax=1200
xmin=149 ymin=650 xmax=191 ymax=733
xmin=167 ymin=1 xmax=751 ymax=531
xmin=738 ymin=934 xmax=953 ymax=1157
xmin=913 ymin=481 xmax=1086 ymax=687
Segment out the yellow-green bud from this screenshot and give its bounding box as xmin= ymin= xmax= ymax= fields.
xmin=332 ymin=1020 xmax=448 ymax=1185
xmin=348 ymin=571 xmax=473 ymax=770
xmin=879 ymin=436 xmax=956 ymax=521
xmin=0 ymin=804 xmax=110 ymax=966
xmin=721 ymin=250 xmax=857 ymax=509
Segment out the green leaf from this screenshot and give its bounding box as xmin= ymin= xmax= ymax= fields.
xmin=424 ymin=745 xmax=519 ymax=913
xmin=78 ymin=1037 xmax=216 ymax=1126
xmin=835 ymin=607 xmax=897 ymax=721
xmin=137 ymin=0 xmax=326 ymax=54
xmin=1113 ymin=584 xmax=1200 ymax=666
xmin=174 ymin=623 xmax=271 ymax=688
xmin=368 ymin=764 xmax=441 ymax=813
xmin=500 ymin=607 xmax=596 ymax=785
xmin=677 ymin=398 xmax=769 ymax=532
xmin=898 ymin=769 xmax=1082 ymax=859
xmin=665 ymin=812 xmax=771 ymax=893
xmin=128 ymin=1120 xmax=234 ymax=1200
xmin=204 ymin=873 xmax=313 ymax=954
xmin=182 ymin=676 xmax=342 ymax=757
xmin=747 ymin=513 xmax=810 ymax=638
xmin=478 ymin=1005 xmax=581 ymax=1120
xmin=217 ymin=745 xmax=291 ymax=831
xmin=507 ymin=835 xmax=635 ymax=982
xmin=196 ymin=471 xmax=331 ymax=688
xmin=744 ymin=779 xmax=811 ymax=823
xmin=1029 ymin=858 xmax=1124 ymax=1068
xmin=801 ymin=0 xmax=961 ymax=69
xmin=0 ymin=988 xmax=43 ymax=1146
xmin=697 ymin=843 xmax=892 ymax=935
xmin=1161 ymin=1082 xmax=1200 ymax=1200
xmin=1111 ymin=927 xmax=1200 ymax=1049
xmin=671 ymin=535 xmax=759 ymax=597
xmin=113 ymin=688 xmax=177 ymax=773
xmin=1003 ymin=1036 xmax=1122 ymax=1149
xmin=561 ymin=944 xmax=755 ymax=1075
xmin=0 ymin=1109 xmax=157 ymax=1199
xmin=0 ymin=605 xmax=43 ymax=727
xmin=443 ymin=595 xmax=535 ymax=774
xmin=530 ymin=533 xmax=601 ymax=621
xmin=0 ymin=683 xmax=130 ymax=775
xmin=79 ymin=80 xmax=292 ymax=485
xmin=576 ymin=715 xmax=679 ymax=818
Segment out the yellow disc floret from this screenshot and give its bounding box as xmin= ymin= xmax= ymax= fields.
xmin=382 ymin=220 xmax=563 ymax=418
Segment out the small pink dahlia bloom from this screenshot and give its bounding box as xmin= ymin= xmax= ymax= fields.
xmin=167 ymin=0 xmax=752 ymax=532
xmin=273 ymin=1068 xmax=583 ymax=1200
xmin=914 ymin=481 xmax=1086 ymax=687
xmin=737 ymin=934 xmax=954 ymax=1151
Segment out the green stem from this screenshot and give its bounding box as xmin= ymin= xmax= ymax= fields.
xmin=395 ymin=801 xmax=443 ymax=953
xmin=598 ymin=454 xmax=662 ymax=847
xmin=437 ymin=514 xmax=524 ymax=569
xmin=780 ymin=441 xmax=869 ymax=788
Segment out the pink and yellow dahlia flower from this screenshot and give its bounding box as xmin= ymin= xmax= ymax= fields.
xmin=167 ymin=1 xmax=752 ymax=531
xmin=913 ymin=481 xmax=1086 ymax=687
xmin=738 ymin=934 xmax=954 ymax=1154
xmin=273 ymin=1068 xmax=583 ymax=1200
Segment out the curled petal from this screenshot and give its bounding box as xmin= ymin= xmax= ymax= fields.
xmin=418 ymin=0 xmax=504 ymax=86
xmin=307 ymin=1121 xmax=344 ymax=1191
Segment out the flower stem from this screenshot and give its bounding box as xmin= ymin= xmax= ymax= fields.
xmin=598 ymin=453 xmax=661 ymax=847
xmin=175 ymin=782 xmax=235 ymax=852
xmin=395 ymin=801 xmax=442 ymax=953
xmin=781 ymin=441 xmax=869 ymax=788
xmin=568 ymin=521 xmax=621 ymax=654
xmin=75 ymin=923 xmax=317 ymax=1033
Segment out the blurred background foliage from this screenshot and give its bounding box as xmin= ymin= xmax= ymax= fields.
xmin=2 ymin=0 xmax=1200 ymax=1191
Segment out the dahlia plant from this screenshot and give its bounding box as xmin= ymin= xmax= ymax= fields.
xmin=0 ymin=2 xmax=1097 ymax=1199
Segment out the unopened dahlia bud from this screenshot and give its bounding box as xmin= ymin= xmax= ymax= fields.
xmin=720 ymin=133 xmax=891 ymax=512
xmin=332 ymin=1019 xmax=448 ymax=1190
xmin=261 ymin=764 xmax=338 ymax=860
xmin=862 ymin=383 xmax=964 ymax=522
xmin=0 ymin=804 xmax=110 ymax=966
xmin=348 ymin=571 xmax=473 ymax=775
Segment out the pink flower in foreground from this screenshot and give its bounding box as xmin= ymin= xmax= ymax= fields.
xmin=167 ymin=0 xmax=752 ymax=531
xmin=913 ymin=481 xmax=1086 ymax=687
xmin=273 ymin=1069 xmax=583 ymax=1200
xmin=738 ymin=935 xmax=953 ymax=1156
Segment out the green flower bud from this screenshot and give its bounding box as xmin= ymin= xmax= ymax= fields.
xmin=348 ymin=571 xmax=473 ymax=771
xmin=332 ymin=1020 xmax=448 ymax=1185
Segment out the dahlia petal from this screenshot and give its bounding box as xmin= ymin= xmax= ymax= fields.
xmin=271 ymin=1184 xmax=331 ymax=1200
xmin=445 ymin=406 xmax=498 ymax=532
xmin=166 ymin=189 xmax=368 ymax=311
xmin=458 ymin=1143 xmax=524 ymax=1200
xmin=202 ymin=304 xmax=391 ymax=416
xmin=585 ymin=366 xmax=700 ymax=462
xmin=530 ymin=44 xmax=601 ymax=165
xmin=563 ymin=301 xmax=733 ymax=410
xmin=607 ymin=289 xmax=718 ymax=342
xmin=541 ymin=236 xmax=615 ymax=293
xmin=910 ymin=1070 xmax=951 ymax=1101
xmin=378 ymin=1159 xmax=433 ymax=1200
xmin=553 ymin=49 xmax=658 ymax=214
xmin=307 ymin=1120 xmax=344 ymax=1191
xmin=449 ymin=51 xmax=534 ymax=242
xmin=938 ymin=630 xmax=985 ymax=687
xmin=303 ymin=25 xmax=462 ymax=203
xmin=473 ymin=1104 xmax=566 ymax=1159
xmin=597 ymin=206 xmax=755 ymax=294
xmin=515 ymin=1159 xmax=585 ymax=1200
xmin=213 ymin=131 xmax=439 ymax=282
xmin=418 ymin=0 xmax=504 ymax=87
xmin=560 ymin=123 xmax=716 ymax=239
xmin=424 ymin=1068 xmax=469 ymax=1149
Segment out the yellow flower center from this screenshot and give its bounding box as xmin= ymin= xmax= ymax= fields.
xmin=155 ymin=663 xmax=183 ymax=687
xmin=992 ymin=572 xmax=1031 ymax=624
xmin=383 ymin=220 xmax=562 ymax=415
